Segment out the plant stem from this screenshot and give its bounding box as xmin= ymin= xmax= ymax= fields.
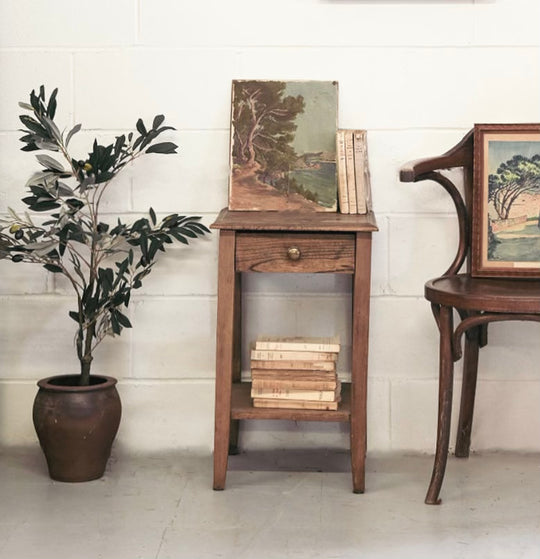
xmin=80 ymin=321 xmax=95 ymax=386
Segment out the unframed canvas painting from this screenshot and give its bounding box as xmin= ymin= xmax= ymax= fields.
xmin=228 ymin=80 xmax=338 ymax=212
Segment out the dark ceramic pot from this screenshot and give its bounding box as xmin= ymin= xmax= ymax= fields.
xmin=32 ymin=375 xmax=122 ymax=482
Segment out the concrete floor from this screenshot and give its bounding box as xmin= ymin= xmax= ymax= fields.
xmin=1 ymin=448 xmax=539 ymax=559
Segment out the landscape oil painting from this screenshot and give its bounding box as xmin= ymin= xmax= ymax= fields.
xmin=473 ymin=124 xmax=540 ymax=278
xmin=228 ymin=80 xmax=338 ymax=212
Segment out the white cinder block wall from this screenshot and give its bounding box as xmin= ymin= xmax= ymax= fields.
xmin=0 ymin=0 xmax=539 ymax=454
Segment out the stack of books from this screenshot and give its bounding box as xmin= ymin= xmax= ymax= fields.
xmin=336 ymin=129 xmax=373 ymax=215
xmin=250 ymin=336 xmax=341 ymax=411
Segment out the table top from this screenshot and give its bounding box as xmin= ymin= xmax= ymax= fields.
xmin=211 ymin=208 xmax=378 ymax=232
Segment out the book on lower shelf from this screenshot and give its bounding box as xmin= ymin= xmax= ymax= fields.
xmin=252 ymin=398 xmax=340 ymax=411
xmin=250 ymin=335 xmax=342 ymax=411
xmin=251 ymin=371 xmax=339 ymax=391
xmin=251 ymin=380 xmax=341 ymax=402
xmin=250 ymin=348 xmax=337 ymax=362
xmin=336 ymin=128 xmax=372 ymax=215
xmin=251 ymin=359 xmax=336 ymax=371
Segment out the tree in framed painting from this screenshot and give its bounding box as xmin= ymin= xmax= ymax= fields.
xmin=472 ymin=123 xmax=540 ymax=278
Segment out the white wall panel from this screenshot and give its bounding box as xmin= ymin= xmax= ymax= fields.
xmin=0 ymin=0 xmax=136 ymax=47
xmin=74 ymin=50 xmax=239 ymax=130
xmin=140 ymin=0 xmax=475 ymax=48
xmin=0 ymin=53 xmax=72 ymax=131
xmin=0 ymin=0 xmax=539 ymax=453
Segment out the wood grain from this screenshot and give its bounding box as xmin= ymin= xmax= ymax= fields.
xmin=236 ymin=232 xmax=355 ymax=273
xmin=211 ymin=208 xmax=378 ymax=232
xmin=401 ymin=129 xmax=540 ymax=505
xmin=212 ymin=213 xmax=376 ymax=493
xmin=231 ymin=382 xmax=350 ymax=422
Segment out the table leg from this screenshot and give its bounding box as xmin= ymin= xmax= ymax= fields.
xmin=350 ymin=232 xmax=372 ymax=493
xmin=229 ymin=272 xmax=242 ymax=455
xmin=213 ymin=230 xmax=239 ymax=490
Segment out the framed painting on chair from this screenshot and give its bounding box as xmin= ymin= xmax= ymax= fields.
xmin=472 ymin=123 xmax=540 ymax=278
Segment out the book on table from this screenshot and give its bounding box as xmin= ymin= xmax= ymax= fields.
xmin=336 ymin=128 xmax=372 ymax=215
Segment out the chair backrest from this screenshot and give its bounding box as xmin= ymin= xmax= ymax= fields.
xmin=400 ymin=130 xmax=474 ymax=276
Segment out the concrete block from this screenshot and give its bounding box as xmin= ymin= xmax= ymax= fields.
xmin=368 ymin=129 xmax=469 ymax=215
xmin=74 ymin=50 xmax=238 ymax=130
xmin=0 ymin=296 xmax=131 ymax=379
xmin=370 ymin=216 xmax=389 ymax=296
xmin=140 ymin=0 xmax=474 ymax=47
xmin=388 ymin=215 xmax=460 ymax=296
xmin=116 ymin=380 xmax=214 ymax=452
xmin=239 ymin=47 xmax=540 ymax=130
xmin=473 ymin=0 xmax=540 ymax=46
xmin=0 ymin=260 xmax=49 ymax=295
xmin=131 ymin=131 xmax=230 ymax=214
xmin=135 ymin=232 xmax=217 ymax=297
xmin=472 ymin=380 xmax=540 ymax=451
xmin=0 ymin=381 xmax=38 ymax=445
xmin=131 ymin=297 xmax=216 ymax=379
xmin=0 ymin=133 xmax=41 ymax=211
xmin=0 ymin=53 xmax=72 ymax=131
xmin=473 ymin=321 xmax=540 ymax=381
xmin=0 ymin=0 xmax=136 ymax=47
xmin=369 ymin=297 xmax=440 ymax=380
xmin=242 ymin=273 xmax=352 ymax=297
xmin=367 ymin=379 xmax=391 ymax=453
xmin=390 ymin=379 xmax=460 ymax=453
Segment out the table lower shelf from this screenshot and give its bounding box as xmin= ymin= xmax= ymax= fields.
xmin=231 ymin=382 xmax=351 ymax=422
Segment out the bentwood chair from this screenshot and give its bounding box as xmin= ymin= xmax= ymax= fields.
xmin=400 ymin=129 xmax=540 ymax=504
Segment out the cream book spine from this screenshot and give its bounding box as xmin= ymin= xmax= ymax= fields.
xmin=336 ymin=130 xmax=349 ymax=213
xmin=251 ymin=382 xmax=341 ymax=402
xmin=251 ymin=377 xmax=338 ymax=391
xmin=251 ymin=369 xmax=338 ymax=381
xmin=250 ymin=349 xmax=337 ymax=362
xmin=344 ymin=130 xmax=357 ymax=213
xmin=251 ymin=359 xmax=336 ymax=372
xmin=254 ymin=335 xmax=340 ymax=353
xmin=363 ymin=131 xmax=373 ymax=212
xmin=353 ymin=130 xmax=367 ymax=214
xmin=252 ymin=398 xmax=340 ymax=411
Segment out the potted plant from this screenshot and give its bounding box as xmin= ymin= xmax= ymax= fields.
xmin=0 ymin=86 xmax=209 ymax=481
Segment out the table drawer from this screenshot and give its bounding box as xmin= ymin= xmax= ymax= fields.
xmin=235 ymin=232 xmax=355 ymax=273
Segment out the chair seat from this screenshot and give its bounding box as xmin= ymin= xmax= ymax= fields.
xmin=425 ymin=273 xmax=540 ymax=314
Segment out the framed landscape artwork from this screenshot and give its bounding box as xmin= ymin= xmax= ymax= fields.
xmin=228 ymin=80 xmax=338 ymax=212
xmin=472 ymin=123 xmax=540 ymax=278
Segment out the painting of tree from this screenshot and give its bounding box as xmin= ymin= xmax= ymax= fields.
xmin=228 ymin=80 xmax=338 ymax=211
xmin=488 ymin=154 xmax=540 ymax=221
xmin=485 ymin=139 xmax=540 ymax=264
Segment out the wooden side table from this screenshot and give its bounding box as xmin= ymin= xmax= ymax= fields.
xmin=211 ymin=209 xmax=378 ymax=493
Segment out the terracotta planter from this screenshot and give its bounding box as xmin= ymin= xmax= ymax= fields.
xmin=32 ymin=375 xmax=122 ymax=482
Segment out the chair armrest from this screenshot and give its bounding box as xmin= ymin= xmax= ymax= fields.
xmin=400 ymin=129 xmax=473 ymax=182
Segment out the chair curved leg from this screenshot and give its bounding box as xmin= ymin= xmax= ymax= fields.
xmin=455 ymin=325 xmax=480 ymax=458
xmin=426 ymin=305 xmax=454 ymax=505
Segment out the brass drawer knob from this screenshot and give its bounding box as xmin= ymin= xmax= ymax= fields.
xmin=287 ymin=246 xmax=301 ymax=261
